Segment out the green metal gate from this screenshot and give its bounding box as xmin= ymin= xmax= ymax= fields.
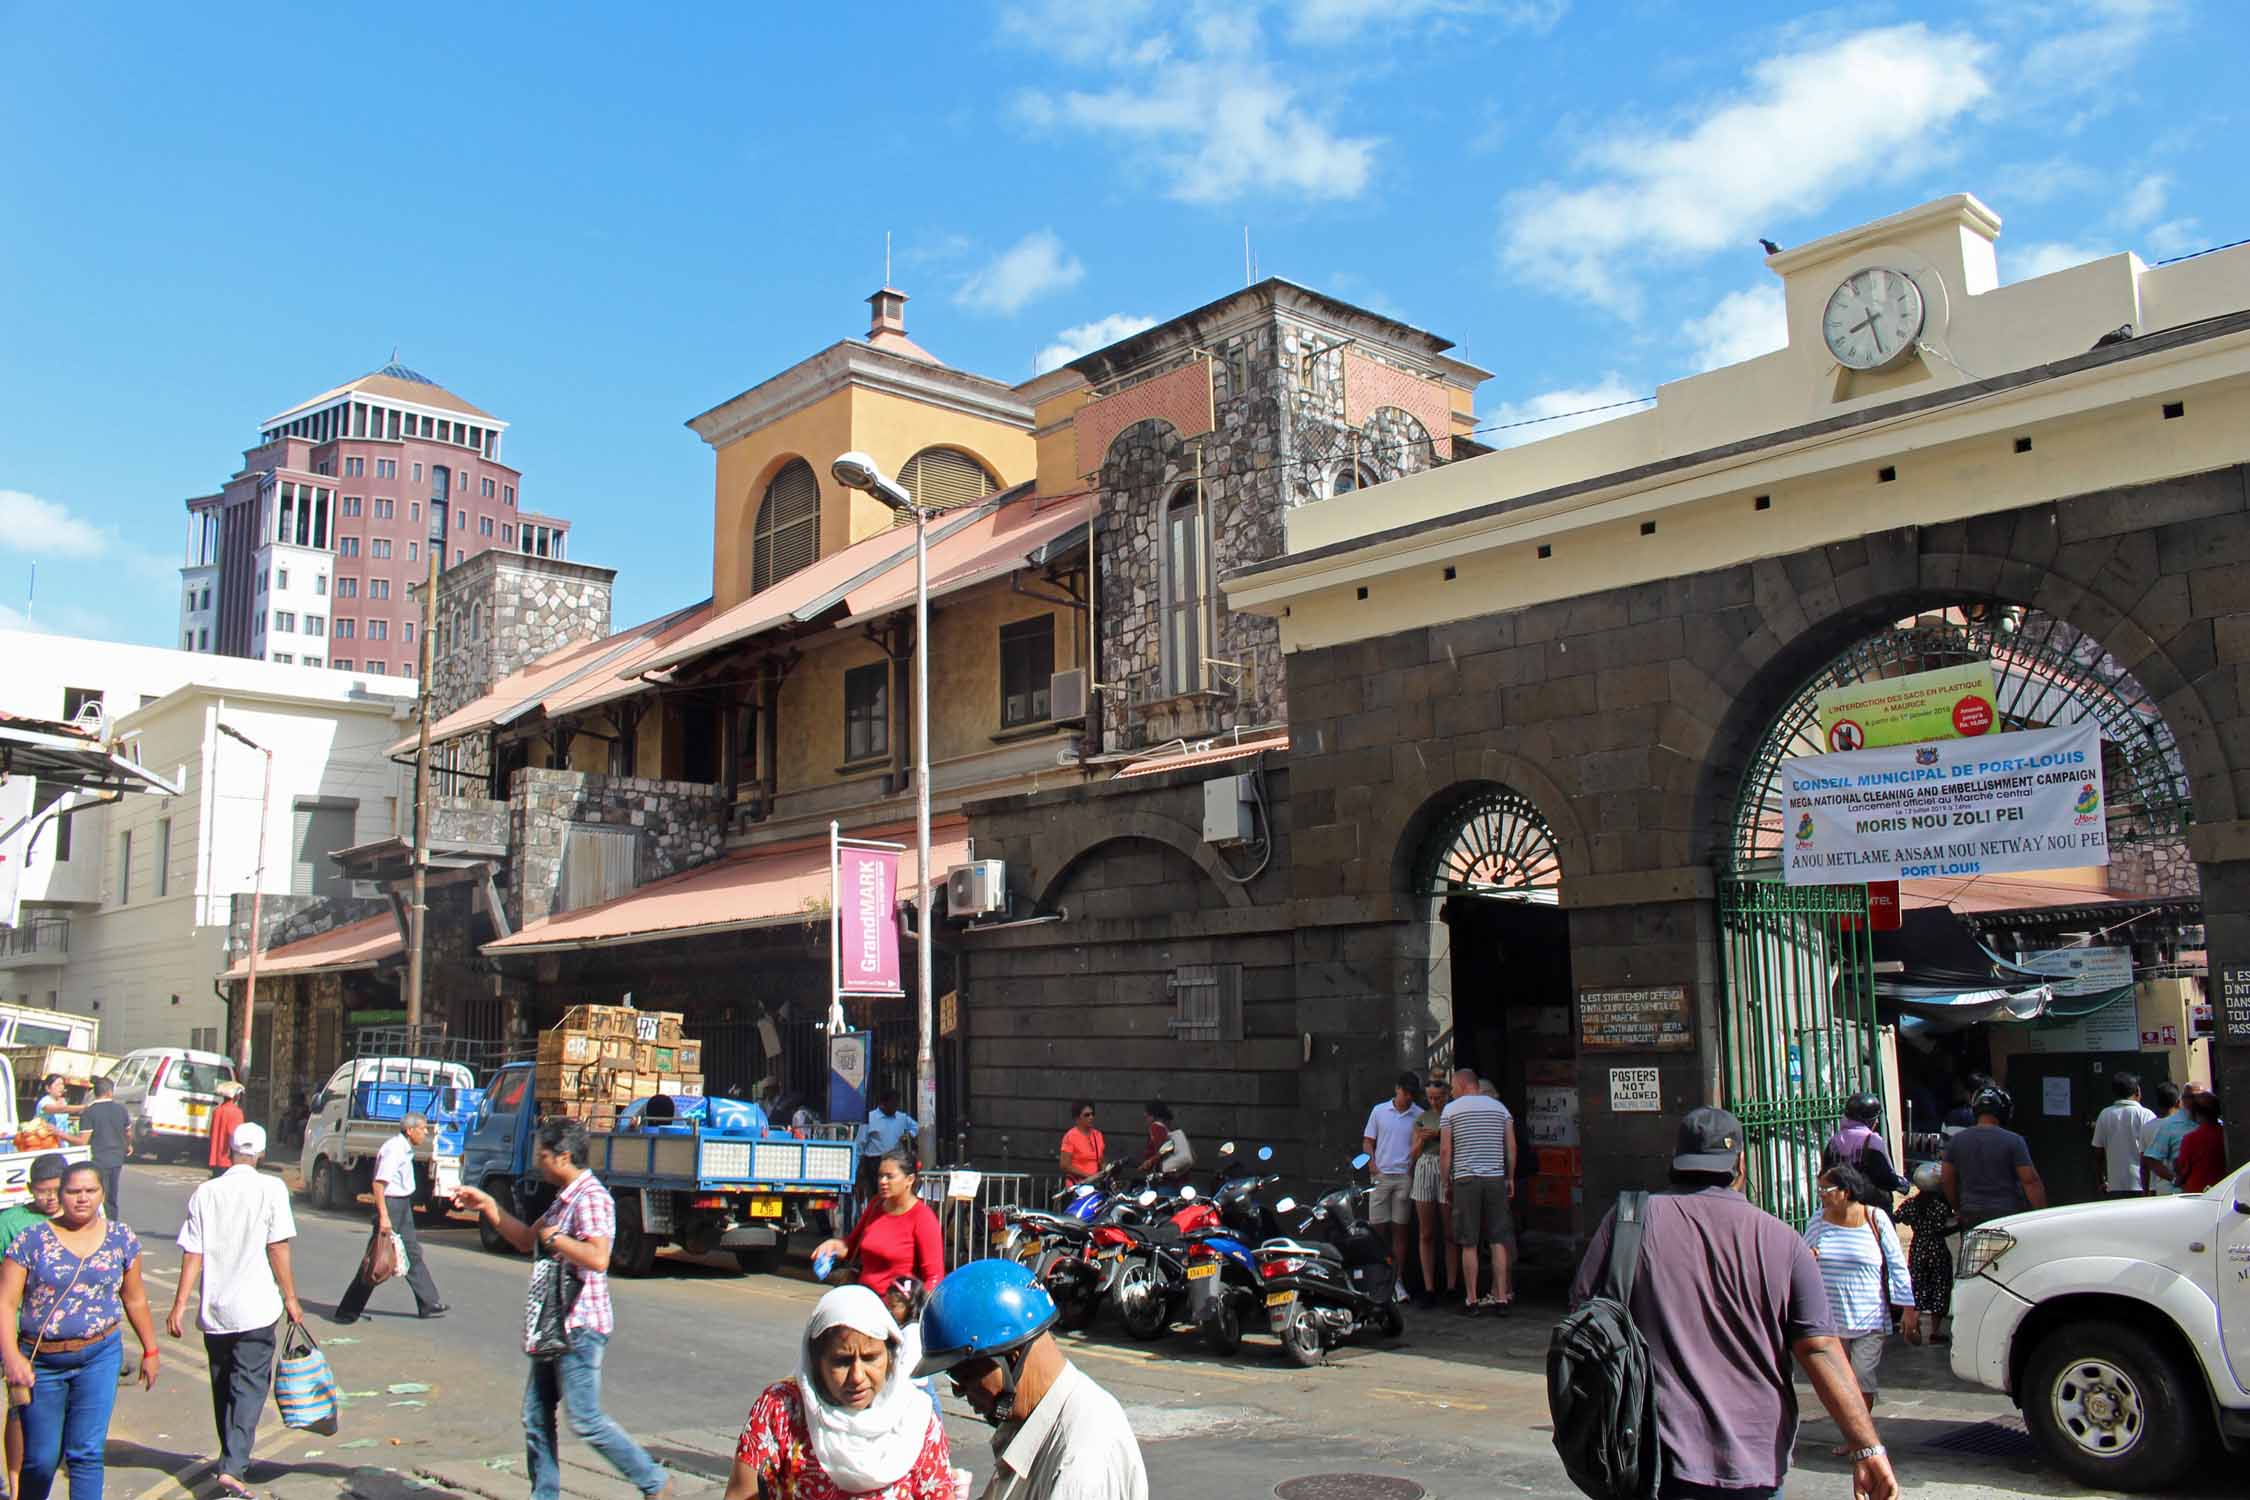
xmin=1718 ymin=880 xmax=1878 ymax=1226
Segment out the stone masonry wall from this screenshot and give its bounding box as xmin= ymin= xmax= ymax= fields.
xmin=427 ymin=550 xmax=615 ymax=720
xmin=225 ymin=892 xmax=390 ymax=965
xmin=509 ymin=768 xmax=729 ymax=928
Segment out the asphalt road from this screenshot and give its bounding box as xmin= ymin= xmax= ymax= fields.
xmin=96 ymin=1162 xmax=2229 ymax=1500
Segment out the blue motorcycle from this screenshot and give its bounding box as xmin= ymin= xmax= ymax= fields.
xmin=1183 ymin=1144 xmax=1281 ymax=1355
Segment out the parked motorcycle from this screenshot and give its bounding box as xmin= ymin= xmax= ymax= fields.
xmin=1110 ymin=1182 xmax=1221 ymax=1341
xmin=1253 ymin=1152 xmax=1403 ymax=1367
xmin=1183 ymin=1144 xmax=1282 ymax=1354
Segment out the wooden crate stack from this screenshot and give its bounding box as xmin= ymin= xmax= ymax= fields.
xmin=535 ymin=1005 xmax=702 ymax=1128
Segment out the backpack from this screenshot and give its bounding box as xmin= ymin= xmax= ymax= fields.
xmin=1547 ymin=1191 xmax=1661 ymax=1500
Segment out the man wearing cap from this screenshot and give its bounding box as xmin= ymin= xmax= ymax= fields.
xmin=167 ymin=1123 xmax=304 ymax=1497
xmin=916 ymin=1258 xmax=1147 ymax=1499
xmin=1570 ymin=1106 xmax=1899 ymax=1500
xmin=207 ymin=1080 xmax=247 ymax=1177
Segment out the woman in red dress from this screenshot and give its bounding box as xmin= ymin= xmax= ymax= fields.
xmin=811 ymin=1152 xmax=943 ymax=1299
xmin=724 ymin=1286 xmax=955 ymax=1500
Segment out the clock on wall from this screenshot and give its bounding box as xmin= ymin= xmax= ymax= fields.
xmin=1821 ymin=266 xmax=1927 ymax=371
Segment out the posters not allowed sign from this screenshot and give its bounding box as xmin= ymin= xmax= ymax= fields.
xmin=1779 ymin=722 xmax=2109 ymax=886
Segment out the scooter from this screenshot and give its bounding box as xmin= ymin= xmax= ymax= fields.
xmin=1183 ymin=1144 xmax=1282 ymax=1354
xmin=991 ymin=1165 xmax=1117 ymax=1271
xmin=1110 ymin=1183 xmax=1221 ymax=1341
xmin=1252 ymin=1153 xmax=1403 ymax=1367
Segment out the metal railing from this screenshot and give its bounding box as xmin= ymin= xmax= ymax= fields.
xmin=0 ymin=919 xmax=68 ymax=961
xmin=915 ymin=1169 xmax=1059 ymax=1269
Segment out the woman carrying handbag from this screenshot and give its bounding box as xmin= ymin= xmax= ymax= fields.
xmin=0 ymin=1162 xmax=161 ymax=1500
xmin=1803 ymin=1159 xmax=1916 ymax=1455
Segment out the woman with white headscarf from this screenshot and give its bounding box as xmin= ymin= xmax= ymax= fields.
xmin=726 ymin=1285 xmax=956 ymax=1500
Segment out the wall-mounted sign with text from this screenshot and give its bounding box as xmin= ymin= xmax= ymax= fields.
xmin=1579 ymin=984 xmax=1694 ymax=1052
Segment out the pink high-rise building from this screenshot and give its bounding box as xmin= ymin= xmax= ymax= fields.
xmin=178 ymin=364 xmax=571 ymax=675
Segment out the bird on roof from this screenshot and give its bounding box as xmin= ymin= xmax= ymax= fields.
xmin=1759 ymin=238 xmax=1784 ymax=256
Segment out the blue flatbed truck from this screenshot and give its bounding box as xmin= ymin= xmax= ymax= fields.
xmin=447 ymin=1059 xmax=862 ymax=1275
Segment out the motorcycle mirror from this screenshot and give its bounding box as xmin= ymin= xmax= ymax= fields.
xmin=1137 ymin=1190 xmax=1158 ymax=1206
xmin=1257 ymin=1146 xmax=1273 ymax=1161
xmin=1275 ymin=1197 xmax=1297 ymax=1213
xmin=1349 ymin=1152 xmax=1371 ymax=1170
xmin=1180 ymin=1185 xmax=1198 ymax=1200
xmin=1219 ymin=1141 xmax=1236 ymax=1156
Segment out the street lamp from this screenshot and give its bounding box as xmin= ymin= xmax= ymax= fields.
xmin=830 ymin=451 xmax=935 ymax=1144
xmin=216 ymin=721 xmax=272 ymax=1082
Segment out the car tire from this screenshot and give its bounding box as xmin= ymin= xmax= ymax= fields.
xmin=311 ymin=1159 xmax=341 ymax=1213
xmin=2022 ymin=1319 xmax=2206 ymax=1492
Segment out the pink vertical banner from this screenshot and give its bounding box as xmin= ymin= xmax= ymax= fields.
xmin=835 ymin=843 xmax=903 ymax=995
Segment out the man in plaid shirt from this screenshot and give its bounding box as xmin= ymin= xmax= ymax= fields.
xmin=454 ymin=1119 xmax=672 ymax=1500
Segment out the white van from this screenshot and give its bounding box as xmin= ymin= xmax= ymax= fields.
xmin=106 ymin=1047 xmax=237 ymax=1160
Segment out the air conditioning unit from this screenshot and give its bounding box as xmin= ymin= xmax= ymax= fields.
xmin=1049 ymin=669 xmax=1088 ymax=721
xmin=946 ymin=860 xmax=1008 ymax=919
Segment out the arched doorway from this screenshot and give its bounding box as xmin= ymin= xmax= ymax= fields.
xmin=1412 ymin=785 xmax=1575 ymax=1250
xmin=1720 ymin=603 xmax=2199 ymax=1220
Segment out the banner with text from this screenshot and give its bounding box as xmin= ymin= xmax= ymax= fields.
xmin=1816 ymin=661 xmax=1996 ymax=751
xmin=1780 ymin=722 xmax=2108 ymax=886
xmin=834 ymin=843 xmax=904 ymax=995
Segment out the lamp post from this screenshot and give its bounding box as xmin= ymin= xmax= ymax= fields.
xmin=216 ymin=721 xmax=272 ymax=1079
xmin=830 ymin=452 xmax=936 ymax=1143
xmin=406 ymin=482 xmax=449 ymax=1035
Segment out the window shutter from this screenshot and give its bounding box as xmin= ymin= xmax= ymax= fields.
xmin=1168 ymin=962 xmax=1243 ymax=1042
xmin=896 ymin=448 xmax=996 ymax=525
xmin=293 ymin=804 xmax=355 ymax=898
xmin=752 ymin=459 xmax=822 ymax=594
xmin=558 ymin=824 xmax=640 ymax=914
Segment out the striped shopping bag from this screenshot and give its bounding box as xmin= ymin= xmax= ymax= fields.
xmin=273 ymin=1320 xmax=340 ymax=1435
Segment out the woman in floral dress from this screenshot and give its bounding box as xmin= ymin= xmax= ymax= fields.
xmin=726 ymin=1286 xmax=955 ymax=1500
xmin=0 ymin=1161 xmax=161 ymax=1500
xmin=1893 ymin=1161 xmax=1957 ymax=1343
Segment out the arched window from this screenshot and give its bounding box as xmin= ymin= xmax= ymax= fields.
xmin=1159 ymin=485 xmax=1205 ymax=696
xmin=1331 ymin=462 xmax=1380 ymax=497
xmin=897 ymin=447 xmax=997 ymax=513
xmin=750 ymin=459 xmax=822 ymax=594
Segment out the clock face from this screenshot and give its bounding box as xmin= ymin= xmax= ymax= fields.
xmin=1821 ymin=268 xmax=1927 ymax=371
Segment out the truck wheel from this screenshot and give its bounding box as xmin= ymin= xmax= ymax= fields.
xmin=2023 ymin=1320 xmax=2205 ymax=1491
xmin=612 ymin=1200 xmax=658 ymax=1278
xmin=311 ymin=1160 xmax=342 ymax=1213
xmin=731 ymin=1246 xmax=779 ymax=1275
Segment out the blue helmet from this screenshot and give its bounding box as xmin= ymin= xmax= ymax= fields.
xmin=911 ymin=1259 xmax=1057 ymax=1379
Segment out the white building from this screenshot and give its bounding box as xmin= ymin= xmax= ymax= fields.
xmin=0 ymin=630 xmax=415 ymax=1052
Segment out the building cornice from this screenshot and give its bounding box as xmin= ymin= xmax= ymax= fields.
xmin=686 ymin=341 xmax=1035 ymax=451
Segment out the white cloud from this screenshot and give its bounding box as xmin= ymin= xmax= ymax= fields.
xmin=2003 ymin=241 xmax=2118 ymax=283
xmin=1480 ymin=375 xmax=1647 ymax=449
xmin=1034 ymin=314 xmax=1160 ymax=375
xmin=0 ymin=490 xmax=110 ymax=559
xmin=1288 ymin=0 xmax=1567 ymax=43
xmin=1008 ymin=12 xmax=1379 ymax=204
xmin=2145 ymin=218 xmax=2202 ymax=260
xmin=954 ymin=230 xmax=1086 ymax=316
xmin=2120 ymin=173 xmax=2168 ymax=227
xmin=1499 ymin=25 xmax=1991 ymax=313
xmin=1681 ymin=284 xmax=1789 ymax=373
xmin=2018 ymin=0 xmax=2176 ymax=98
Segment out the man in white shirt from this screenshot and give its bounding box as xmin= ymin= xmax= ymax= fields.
xmin=332 ymin=1112 xmax=447 ymax=1321
xmin=2091 ymin=1071 xmax=2157 ymax=1198
xmin=917 ymin=1260 xmax=1147 ymax=1499
xmin=167 ymin=1124 xmax=304 ymax=1496
xmin=1361 ymin=1072 xmax=1424 ymax=1293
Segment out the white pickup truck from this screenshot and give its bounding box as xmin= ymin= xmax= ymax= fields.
xmin=0 ymin=1057 xmax=90 ymax=1203
xmin=298 ymin=1056 xmax=476 ymax=1213
xmin=1950 ymin=1160 xmax=2250 ymax=1489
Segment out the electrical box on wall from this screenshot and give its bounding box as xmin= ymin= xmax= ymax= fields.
xmin=1202 ymin=774 xmax=1256 ymax=846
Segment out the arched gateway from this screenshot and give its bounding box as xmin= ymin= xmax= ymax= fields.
xmin=1719 ymin=602 xmax=2197 ymax=1221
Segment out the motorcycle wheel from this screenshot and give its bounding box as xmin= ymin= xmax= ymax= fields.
xmin=1280 ymin=1306 xmax=1323 ymax=1368
xmin=1379 ymin=1302 xmax=1405 ymax=1338
xmin=1202 ymin=1297 xmax=1242 ymax=1355
xmin=1117 ymin=1261 xmax=1170 ymax=1341
xmin=1054 ymin=1282 xmax=1097 ymax=1333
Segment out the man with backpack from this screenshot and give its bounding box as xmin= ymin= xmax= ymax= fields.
xmin=1559 ymin=1106 xmax=1897 ymax=1500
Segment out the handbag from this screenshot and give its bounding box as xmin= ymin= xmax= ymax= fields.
xmin=273 ymin=1320 xmax=341 ymax=1434
xmin=8 ymin=1223 xmax=93 ymax=1408
xmin=524 ymin=1249 xmax=583 ymax=1360
xmin=359 ymin=1225 xmax=399 ymax=1286
xmin=1868 ymin=1210 xmax=1901 ymax=1333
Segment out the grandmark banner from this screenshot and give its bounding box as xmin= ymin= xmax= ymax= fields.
xmin=1780 ymin=722 xmax=2108 ymax=886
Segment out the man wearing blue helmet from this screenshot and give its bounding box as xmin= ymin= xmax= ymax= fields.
xmin=913 ymin=1259 xmax=1146 ymax=1499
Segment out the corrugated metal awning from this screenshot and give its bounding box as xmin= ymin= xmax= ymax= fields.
xmin=1113 ymin=732 xmax=1289 ymax=779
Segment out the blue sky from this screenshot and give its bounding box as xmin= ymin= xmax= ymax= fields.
xmin=1 ymin=1 xmax=2237 ymax=650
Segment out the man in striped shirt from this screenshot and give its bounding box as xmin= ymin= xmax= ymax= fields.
xmin=1439 ymin=1066 xmax=1516 ymax=1314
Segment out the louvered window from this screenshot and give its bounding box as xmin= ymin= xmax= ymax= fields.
xmin=1168 ymin=962 xmax=1244 ymax=1042
xmin=1159 ymin=485 xmax=1205 ymax=696
xmin=558 ymin=824 xmax=639 ymax=914
xmin=896 ymin=447 xmax=996 ymax=523
xmin=751 ymin=459 xmax=822 ymax=594
xmin=291 ymin=801 xmax=355 ymax=898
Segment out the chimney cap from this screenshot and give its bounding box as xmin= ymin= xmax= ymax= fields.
xmin=861 ymin=286 xmax=940 ymax=364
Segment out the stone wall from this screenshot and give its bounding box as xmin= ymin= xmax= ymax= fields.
xmin=427 ymin=550 xmax=616 ymax=720
xmin=225 ymin=892 xmax=390 ymax=964
xmin=431 ymin=795 xmax=509 ymax=849
xmin=509 ymin=768 xmax=729 ymax=928
xmin=960 ymin=755 xmax=1298 ymax=1163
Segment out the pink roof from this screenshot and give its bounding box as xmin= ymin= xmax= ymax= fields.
xmin=485 ymin=821 xmax=971 ymax=954
xmin=836 ymin=495 xmax=1094 ymax=626
xmin=1114 ymin=731 xmax=1290 ymax=779
xmin=224 ymin=914 xmax=401 ymax=981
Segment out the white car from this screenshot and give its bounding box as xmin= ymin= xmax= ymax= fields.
xmin=106 ymin=1046 xmax=237 ymax=1160
xmin=1950 ymin=1161 xmax=2250 ymax=1490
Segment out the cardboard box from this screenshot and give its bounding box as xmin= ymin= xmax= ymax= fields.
xmin=561 ymin=1004 xmax=641 ymax=1039
xmin=673 ymin=1043 xmax=702 ymax=1074
xmin=647 ymin=1044 xmax=678 ymax=1075
xmin=535 ymin=1062 xmax=600 ymax=1100
xmin=631 ymin=1075 xmax=660 ymax=1099
xmin=609 ymin=1071 xmax=639 ymax=1105
xmin=675 ymin=1071 xmax=703 ymax=1095
xmin=656 ymin=1013 xmax=684 ymax=1043
xmin=538 ymin=1031 xmax=602 ymax=1066
xmin=601 ymin=1037 xmax=635 ymax=1063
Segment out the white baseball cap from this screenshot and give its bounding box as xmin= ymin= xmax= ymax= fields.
xmin=230 ymin=1122 xmax=267 ymax=1156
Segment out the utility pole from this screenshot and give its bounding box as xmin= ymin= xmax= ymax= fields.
xmin=217 ymin=722 xmax=272 ymax=1077
xmin=406 ymin=481 xmax=448 ymax=1034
